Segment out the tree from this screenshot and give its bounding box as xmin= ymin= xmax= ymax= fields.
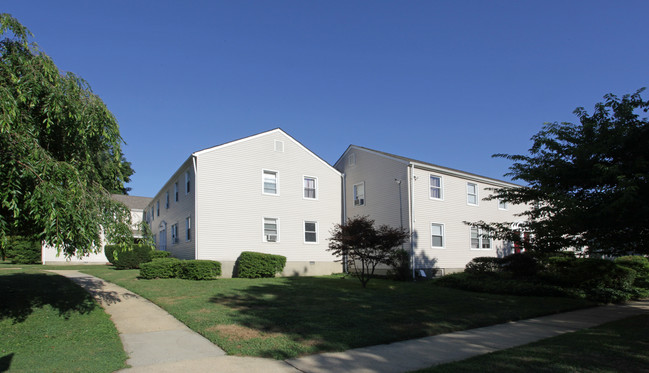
xmin=0 ymin=14 xmax=134 ymax=257
xmin=328 ymin=216 xmax=408 ymax=287
xmin=477 ymin=88 xmax=649 ymax=256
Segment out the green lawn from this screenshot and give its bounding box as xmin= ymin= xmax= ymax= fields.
xmin=415 ymin=313 xmax=649 ymax=372
xmin=0 ymin=266 xmax=127 ymax=372
xmin=70 ymin=265 xmax=595 ymax=360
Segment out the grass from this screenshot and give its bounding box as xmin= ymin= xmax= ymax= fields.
xmin=58 ymin=265 xmax=597 ymax=360
xmin=414 ymin=313 xmax=649 ymax=372
xmin=0 ymin=265 xmax=127 ymax=372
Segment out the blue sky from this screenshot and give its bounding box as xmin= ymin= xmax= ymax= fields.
xmin=4 ymin=1 xmax=648 ymax=197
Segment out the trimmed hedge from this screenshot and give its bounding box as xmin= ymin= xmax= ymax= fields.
xmin=178 ymin=260 xmax=222 ymax=280
xmin=236 ymin=251 xmax=286 ymax=278
xmin=140 ymin=258 xmax=181 ymax=279
xmin=106 ymin=244 xmax=153 ymax=269
xmin=151 ymin=250 xmax=172 ymax=260
xmin=465 ymin=257 xmax=502 ymax=274
xmin=616 ymin=256 xmax=649 ymax=289
xmin=2 ymin=236 xmax=41 ymax=264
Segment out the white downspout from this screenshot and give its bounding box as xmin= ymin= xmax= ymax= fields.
xmin=341 ymin=172 xmax=347 ymax=273
xmin=409 ymin=163 xmax=416 ymax=280
xmin=192 ymin=155 xmax=198 ymax=260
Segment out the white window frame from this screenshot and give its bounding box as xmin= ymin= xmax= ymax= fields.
xmin=304 ymin=221 xmax=318 ymax=244
xmin=467 ymin=182 xmax=479 ymax=206
xmin=263 ymin=217 xmax=279 ymax=243
xmin=185 ymin=216 xmax=191 ymax=241
xmin=303 ymin=176 xmax=317 ymax=200
xmin=185 ymin=170 xmax=191 ymax=194
xmin=262 ymin=169 xmax=279 ymax=196
xmin=429 ymin=174 xmax=443 ymax=200
xmin=431 ymin=223 xmax=444 ymax=248
xmin=171 ymin=223 xmax=178 ymax=244
xmin=174 ymin=182 xmax=179 ymax=202
xmin=353 ymin=182 xmax=365 ymax=206
xmin=498 ymin=199 xmax=508 ymax=210
xmin=470 ymin=227 xmax=492 ymax=250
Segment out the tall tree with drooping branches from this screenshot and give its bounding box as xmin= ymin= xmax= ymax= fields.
xmin=0 ymin=14 xmax=134 ymax=257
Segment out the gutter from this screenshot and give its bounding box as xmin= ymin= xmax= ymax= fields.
xmin=408 ymin=163 xmax=416 ymax=280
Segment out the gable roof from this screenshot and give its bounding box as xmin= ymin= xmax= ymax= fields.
xmin=336 ymin=145 xmax=520 ymax=187
xmin=192 ymin=128 xmax=340 ymax=175
xmin=111 ymin=194 xmax=153 ymax=210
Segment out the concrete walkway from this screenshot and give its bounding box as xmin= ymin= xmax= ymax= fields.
xmin=50 ymin=270 xmax=649 ymax=373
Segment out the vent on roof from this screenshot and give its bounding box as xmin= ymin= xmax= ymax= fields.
xmin=274 ymin=140 xmax=284 ymax=152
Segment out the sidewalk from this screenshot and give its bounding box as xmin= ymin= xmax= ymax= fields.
xmin=50 ymin=270 xmax=649 ymax=373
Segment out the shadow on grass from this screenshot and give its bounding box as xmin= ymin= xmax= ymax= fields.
xmin=0 ymin=353 xmax=13 ymax=372
xmin=0 ymin=273 xmax=97 ymax=323
xmin=208 ymin=276 xmax=445 ymax=359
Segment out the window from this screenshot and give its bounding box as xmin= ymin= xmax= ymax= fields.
xmin=185 ymin=217 xmax=191 ymax=241
xmin=171 ymin=224 xmax=178 ymax=244
xmin=156 ymin=201 xmax=160 ymax=216
xmin=263 ymin=170 xmax=278 ymax=195
xmin=304 ymin=221 xmax=317 ymax=243
xmin=185 ymin=170 xmax=191 ymax=194
xmin=274 ymin=140 xmax=284 ymax=152
xmin=498 ymin=200 xmax=508 ymax=210
xmin=165 ymin=191 xmax=169 ymax=209
xmin=467 ymin=182 xmax=478 ymax=205
xmin=174 ymin=182 xmax=179 ymax=202
xmin=430 ymin=175 xmax=442 ymax=199
xmin=263 ymin=218 xmax=278 ymax=242
xmin=348 ymin=153 xmax=356 ymax=166
xmin=470 ymin=227 xmax=491 ymax=249
xmin=304 ymin=177 xmax=317 ymax=199
xmin=431 ymin=223 xmax=444 ymax=248
xmin=353 ymin=182 xmax=365 ymax=206
xmin=150 ymin=207 xmax=154 ymax=221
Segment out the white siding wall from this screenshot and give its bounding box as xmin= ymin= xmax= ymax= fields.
xmin=195 ymin=131 xmax=342 ymax=275
xmin=335 ymin=149 xmax=409 ymax=230
xmin=146 ymin=158 xmax=196 ymax=260
xmin=411 ymin=166 xmax=528 ymax=272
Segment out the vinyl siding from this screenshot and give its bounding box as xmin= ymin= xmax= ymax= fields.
xmin=411 ymin=166 xmax=528 ymax=270
xmin=335 ymin=148 xmax=409 ymax=230
xmin=195 ymin=130 xmax=342 ymax=264
xmin=146 ymin=158 xmax=196 ymax=260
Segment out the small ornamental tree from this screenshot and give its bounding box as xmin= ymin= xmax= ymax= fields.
xmin=328 ymin=216 xmax=408 ymax=288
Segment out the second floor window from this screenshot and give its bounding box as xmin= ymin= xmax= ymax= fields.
xmin=263 ymin=170 xmax=278 ymax=195
xmin=467 ymin=183 xmax=478 ymax=205
xmin=304 ymin=177 xmax=317 ymax=199
xmin=430 ymin=175 xmax=442 ymax=199
xmin=353 ymin=182 xmax=365 ymax=206
xmin=174 ymin=183 xmax=179 ymax=202
xmin=165 ymin=192 xmax=169 ymax=209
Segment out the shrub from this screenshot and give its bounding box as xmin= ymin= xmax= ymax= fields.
xmin=150 ymin=250 xmax=172 ymax=260
xmin=140 ymin=258 xmax=181 ymax=279
xmin=4 ymin=236 xmax=41 ymax=264
xmin=434 ymin=272 xmax=573 ymax=297
xmin=236 ymin=251 xmax=286 ymax=278
xmin=104 ymin=244 xmax=118 ymax=265
xmin=501 ymin=253 xmax=539 ymax=277
xmin=178 ymin=260 xmax=222 ymax=280
xmin=111 ymin=244 xmax=153 ymax=269
xmin=616 ymin=256 xmax=649 ymax=289
xmin=465 ymin=257 xmax=502 ymax=274
xmin=387 ymin=248 xmax=412 ymax=281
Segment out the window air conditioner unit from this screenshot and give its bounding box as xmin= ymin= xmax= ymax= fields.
xmin=266 ymin=235 xmax=277 ymax=242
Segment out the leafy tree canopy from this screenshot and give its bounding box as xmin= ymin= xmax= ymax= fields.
xmin=328 ymin=216 xmax=408 ymax=287
xmin=480 ymin=88 xmax=649 ymax=256
xmin=0 ymin=14 xmax=134 ymax=257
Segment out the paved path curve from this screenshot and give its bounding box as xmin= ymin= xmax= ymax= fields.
xmin=49 ymin=270 xmax=649 ymax=373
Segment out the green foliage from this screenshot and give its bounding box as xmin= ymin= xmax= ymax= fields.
xmin=0 ymin=14 xmax=134 ymax=257
xmin=475 ymin=88 xmax=649 ymax=255
xmin=110 ymin=244 xmax=152 ymax=270
xmin=178 ymin=260 xmax=222 ymax=280
xmin=465 ymin=257 xmax=503 ymax=274
xmin=386 ymin=248 xmax=412 ymax=281
xmin=150 ymin=250 xmax=171 ymax=260
xmin=2 ymin=236 xmax=40 ymax=264
xmin=139 ymin=258 xmax=181 ymax=279
xmin=104 ymin=244 xmax=118 ymax=265
xmin=434 ymin=272 xmax=574 ymax=298
xmin=328 ymin=216 xmax=409 ymax=287
xmin=236 ymin=251 xmax=287 ymax=278
xmin=500 ymin=253 xmax=539 ymax=277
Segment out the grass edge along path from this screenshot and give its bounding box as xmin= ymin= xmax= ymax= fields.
xmin=0 ymin=267 xmax=128 ymax=373
xmin=71 ymin=265 xmax=595 ymax=360
xmin=414 ymin=313 xmax=649 ymax=372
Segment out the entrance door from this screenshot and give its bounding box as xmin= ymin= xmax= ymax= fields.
xmin=159 ymin=221 xmax=167 ymax=251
